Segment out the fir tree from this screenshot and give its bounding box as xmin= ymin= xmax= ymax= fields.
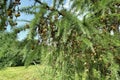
xmin=0 ymin=0 xmax=120 ymax=80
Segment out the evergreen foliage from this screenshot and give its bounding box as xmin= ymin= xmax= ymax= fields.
xmin=0 ymin=0 xmax=120 ymax=80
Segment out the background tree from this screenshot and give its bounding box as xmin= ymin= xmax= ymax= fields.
xmin=0 ymin=0 xmax=120 ymax=80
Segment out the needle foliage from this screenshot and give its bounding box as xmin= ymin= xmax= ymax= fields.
xmin=0 ymin=0 xmax=120 ymax=80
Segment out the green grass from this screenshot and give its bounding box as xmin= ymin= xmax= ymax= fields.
xmin=0 ymin=65 xmax=44 ymax=80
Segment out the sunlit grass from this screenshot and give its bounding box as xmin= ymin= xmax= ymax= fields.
xmin=0 ymin=65 xmax=44 ymax=80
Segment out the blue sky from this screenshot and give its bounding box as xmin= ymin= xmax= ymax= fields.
xmin=16 ymin=0 xmax=35 ymax=41
xmin=6 ymin=0 xmax=68 ymax=41
xmin=16 ymin=0 xmax=52 ymax=41
xmin=6 ymin=0 xmax=35 ymax=41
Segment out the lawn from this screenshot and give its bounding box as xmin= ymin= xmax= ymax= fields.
xmin=0 ymin=65 xmax=45 ymax=80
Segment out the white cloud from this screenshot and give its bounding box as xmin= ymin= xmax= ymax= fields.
xmin=63 ymin=0 xmax=73 ymax=10
xmin=63 ymin=0 xmax=86 ymax=20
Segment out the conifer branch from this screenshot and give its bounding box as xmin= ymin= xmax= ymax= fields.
xmin=35 ymin=0 xmax=64 ymax=16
